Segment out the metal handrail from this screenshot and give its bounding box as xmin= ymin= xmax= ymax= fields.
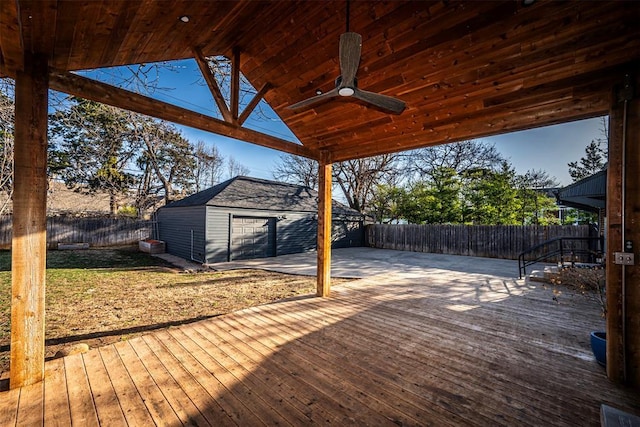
xmin=518 ymin=236 xmax=604 ymax=278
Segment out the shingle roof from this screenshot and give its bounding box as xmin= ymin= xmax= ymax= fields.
xmin=163 ymin=176 xmax=362 ymax=216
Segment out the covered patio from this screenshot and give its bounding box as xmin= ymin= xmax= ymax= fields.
xmin=1 ymin=258 xmax=638 ymax=425
xmin=1 ymin=0 xmax=640 ymax=420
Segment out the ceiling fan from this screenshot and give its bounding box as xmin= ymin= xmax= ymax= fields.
xmin=287 ymin=1 xmax=406 ymax=115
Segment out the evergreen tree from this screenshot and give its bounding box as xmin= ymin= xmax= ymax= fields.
xmin=49 ymin=98 xmax=138 ymax=215
xmin=568 ymin=117 xmax=608 ymax=182
xmin=462 ymin=162 xmax=518 ymax=225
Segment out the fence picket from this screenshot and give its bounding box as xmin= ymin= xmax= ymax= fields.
xmin=0 ymin=215 xmax=152 ymax=249
xmin=365 ymin=224 xmax=593 ymax=260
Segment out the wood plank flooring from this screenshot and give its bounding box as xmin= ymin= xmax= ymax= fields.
xmin=1 ymin=269 xmax=639 ymax=426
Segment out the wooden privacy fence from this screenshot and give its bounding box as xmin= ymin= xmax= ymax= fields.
xmin=365 ymin=224 xmax=594 ymax=260
xmin=0 ymin=215 xmax=152 ymax=249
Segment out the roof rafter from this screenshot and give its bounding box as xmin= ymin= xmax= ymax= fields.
xmin=192 ymin=46 xmax=233 ymax=123
xmin=238 ymin=82 xmax=271 ymax=126
xmin=49 ymin=70 xmax=317 ymax=159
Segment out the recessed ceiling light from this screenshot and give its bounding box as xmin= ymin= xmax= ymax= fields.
xmin=315 ymin=89 xmax=323 ymax=95
xmin=179 ymin=15 xmax=190 ymax=23
xmin=522 ymin=0 xmax=536 ymax=6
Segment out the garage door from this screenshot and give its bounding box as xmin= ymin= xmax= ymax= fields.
xmin=231 ymin=216 xmax=275 ymax=260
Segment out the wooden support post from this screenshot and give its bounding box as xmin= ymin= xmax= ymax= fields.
xmin=606 ymin=69 xmax=640 ymax=387
xmin=10 ymin=53 xmax=49 ymax=389
xmin=317 ymin=151 xmax=332 ymax=297
xmin=230 ymin=47 xmax=240 ymax=123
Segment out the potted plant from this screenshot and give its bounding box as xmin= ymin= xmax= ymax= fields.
xmin=550 ymin=265 xmax=606 ymax=366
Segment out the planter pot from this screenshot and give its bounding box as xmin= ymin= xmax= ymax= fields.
xmin=139 ymin=239 xmax=165 ymax=254
xmin=590 ymin=331 xmax=606 ymax=367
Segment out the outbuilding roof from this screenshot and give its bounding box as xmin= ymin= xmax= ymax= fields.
xmin=163 ymin=176 xmax=362 ymax=217
xmin=555 ymin=169 xmax=607 ymax=212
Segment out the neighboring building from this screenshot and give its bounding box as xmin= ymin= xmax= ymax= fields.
xmin=155 ymin=176 xmax=364 ymax=263
xmin=555 ymin=169 xmax=607 ymax=232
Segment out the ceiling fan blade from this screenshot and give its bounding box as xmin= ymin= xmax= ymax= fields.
xmin=339 ymin=32 xmax=362 ymax=87
xmin=352 ymin=88 xmax=406 ymax=114
xmin=287 ymin=88 xmax=340 ymax=111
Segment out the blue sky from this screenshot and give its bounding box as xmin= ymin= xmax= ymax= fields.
xmin=84 ymin=60 xmax=604 ymax=187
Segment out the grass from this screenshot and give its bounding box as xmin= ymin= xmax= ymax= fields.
xmin=0 ymin=246 xmax=345 ymax=378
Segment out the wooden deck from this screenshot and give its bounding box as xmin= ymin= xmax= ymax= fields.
xmin=1 ymin=269 xmax=639 ymax=426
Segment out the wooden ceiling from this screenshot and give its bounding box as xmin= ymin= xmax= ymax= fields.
xmin=1 ymin=1 xmax=639 ymax=162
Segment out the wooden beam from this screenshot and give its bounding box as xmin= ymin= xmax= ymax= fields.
xmin=0 ymin=0 xmax=23 ymax=73
xmin=606 ymin=69 xmax=640 ymax=387
xmin=10 ymin=52 xmax=48 ymax=389
xmin=192 ymin=46 xmax=233 ymax=123
xmin=48 ymin=70 xmax=317 ymax=159
xmin=230 ymin=47 xmax=240 ymax=122
xmin=238 ymin=82 xmax=271 ymax=126
xmin=317 ymin=151 xmax=332 ymax=297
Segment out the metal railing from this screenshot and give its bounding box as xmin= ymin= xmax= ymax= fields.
xmin=518 ymin=236 xmax=604 ymax=278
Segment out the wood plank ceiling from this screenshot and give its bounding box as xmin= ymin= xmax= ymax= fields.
xmin=1 ymin=0 xmax=639 ymax=162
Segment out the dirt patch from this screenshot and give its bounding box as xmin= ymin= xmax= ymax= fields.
xmin=0 ymin=247 xmax=350 ymax=381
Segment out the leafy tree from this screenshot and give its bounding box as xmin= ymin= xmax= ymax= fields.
xmin=462 ymin=162 xmax=518 ymax=225
xmin=561 ymin=208 xmax=598 ymax=225
xmin=49 ymin=98 xmax=138 ymax=215
xmin=368 ymin=184 xmax=406 ymax=224
xmin=568 ymin=117 xmax=608 ymax=182
xmin=515 ymin=169 xmax=559 ymax=225
xmin=402 ymin=168 xmax=462 ymax=224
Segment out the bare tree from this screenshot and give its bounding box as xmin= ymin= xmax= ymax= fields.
xmin=272 ymin=154 xmax=318 ymax=189
xmin=0 ymin=79 xmax=14 ymax=215
xmin=333 ymin=155 xmax=401 ymax=213
xmin=131 ymin=114 xmax=196 ymax=207
xmin=226 ymin=156 xmax=250 ymax=179
xmin=409 ymin=140 xmax=504 ymax=183
xmin=193 ymin=141 xmax=224 ymax=191
xmin=201 ymin=56 xmax=274 ymax=122
xmin=272 ymin=152 xmax=401 ymax=213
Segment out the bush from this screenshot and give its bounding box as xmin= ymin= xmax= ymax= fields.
xmin=550 ymin=266 xmax=606 ymax=317
xmin=118 ymin=205 xmax=137 ymax=218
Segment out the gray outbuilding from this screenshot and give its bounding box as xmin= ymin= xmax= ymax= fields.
xmin=155 ymin=176 xmax=364 ymax=263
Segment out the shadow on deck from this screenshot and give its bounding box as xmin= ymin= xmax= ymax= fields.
xmin=1 ymin=269 xmax=638 ymax=426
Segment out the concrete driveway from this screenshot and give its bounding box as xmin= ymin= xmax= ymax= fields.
xmin=208 ymin=247 xmax=519 ymax=280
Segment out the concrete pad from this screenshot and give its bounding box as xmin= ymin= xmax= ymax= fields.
xmin=152 ymin=252 xmax=205 ymax=272
xmin=207 ymin=247 xmax=519 ymax=279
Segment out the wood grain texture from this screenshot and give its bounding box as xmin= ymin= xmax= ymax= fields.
xmin=48 ymin=70 xmax=317 ymax=159
xmin=2 ymin=0 xmax=640 ymax=392
xmin=43 ymin=358 xmax=71 ymax=427
xmin=1 ymin=267 xmax=638 ymax=425
xmin=1 ymin=1 xmax=637 ymax=159
xmin=317 ymin=152 xmax=332 ymax=297
xmin=193 ymin=46 xmax=233 ymax=123
xmin=10 ymin=52 xmax=48 ymax=389
xmin=607 ymin=71 xmax=640 ymax=386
